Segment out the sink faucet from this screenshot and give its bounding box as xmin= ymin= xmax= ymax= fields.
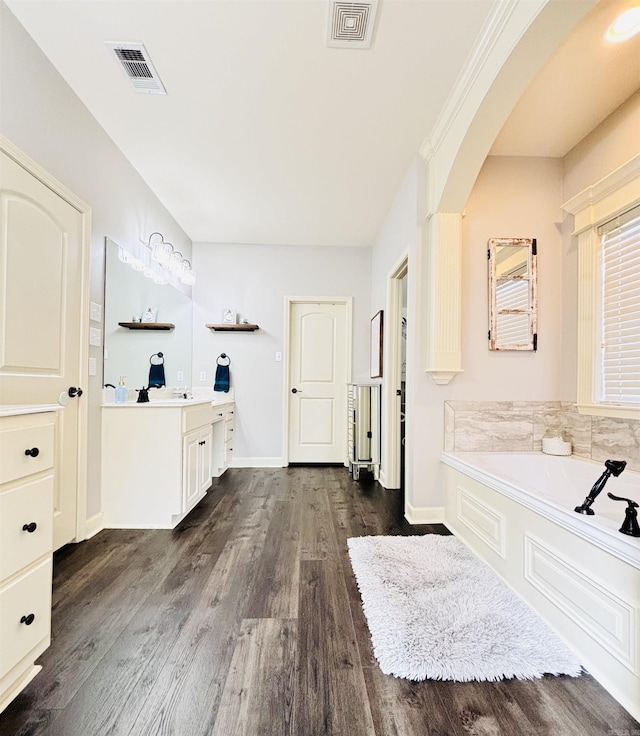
xmin=575 ymin=459 xmax=627 ymax=515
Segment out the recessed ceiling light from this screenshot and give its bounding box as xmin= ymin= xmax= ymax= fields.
xmin=605 ymin=6 xmax=640 ymax=42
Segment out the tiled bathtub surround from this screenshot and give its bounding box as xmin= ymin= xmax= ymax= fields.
xmin=444 ymin=401 xmax=640 ymax=472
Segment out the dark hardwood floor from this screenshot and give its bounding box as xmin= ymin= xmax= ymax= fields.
xmin=2 ymin=467 xmax=638 ymax=735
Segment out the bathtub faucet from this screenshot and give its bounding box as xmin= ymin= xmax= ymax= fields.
xmin=607 ymin=492 xmax=640 ymax=537
xmin=574 ymin=459 xmax=627 ymax=515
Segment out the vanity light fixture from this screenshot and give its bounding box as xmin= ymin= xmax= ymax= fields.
xmin=147 ymin=231 xmax=197 ymax=285
xmin=606 ymin=5 xmax=640 ymax=42
xmin=117 ymin=233 xmax=196 ymax=285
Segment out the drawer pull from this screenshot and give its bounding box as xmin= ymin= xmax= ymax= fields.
xmin=22 ymin=522 xmax=38 ymax=533
xmin=20 ymin=613 xmax=35 ymax=626
xmin=199 ymin=440 xmax=206 ymax=446
xmin=25 ymin=447 xmax=40 ymax=457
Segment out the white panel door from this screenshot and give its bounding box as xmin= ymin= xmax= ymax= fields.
xmin=0 ymin=149 xmax=84 ymax=550
xmin=288 ymin=301 xmax=348 ymax=464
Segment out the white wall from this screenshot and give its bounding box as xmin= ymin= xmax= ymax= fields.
xmin=371 ymin=157 xmax=423 ymax=494
xmin=372 ymin=153 xmax=566 ymax=518
xmin=416 ymin=156 xmax=564 ymax=513
xmin=457 ymin=155 xmax=564 ymax=400
xmin=192 ymin=243 xmax=371 ymax=463
xmin=563 ymin=90 xmax=640 ymax=203
xmin=0 ymin=3 xmax=192 ymax=518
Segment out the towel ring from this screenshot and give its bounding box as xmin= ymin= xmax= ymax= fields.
xmin=150 ymin=352 xmax=165 ymax=365
xmin=217 ymin=353 xmax=230 ymax=366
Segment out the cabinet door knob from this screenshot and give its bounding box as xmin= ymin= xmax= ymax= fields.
xmin=20 ymin=613 xmax=35 ymax=626
xmin=291 ymin=388 xmax=302 ymax=394
xmin=68 ymin=386 xmax=83 ymax=398
xmin=25 ymin=447 xmax=40 ymax=457
xmin=22 ymin=522 xmax=37 ymax=533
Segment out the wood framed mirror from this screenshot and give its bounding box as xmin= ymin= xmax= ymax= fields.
xmin=488 ymin=237 xmax=537 ymax=351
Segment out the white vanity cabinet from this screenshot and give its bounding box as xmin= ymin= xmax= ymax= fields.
xmin=182 ymin=424 xmax=213 ymax=512
xmin=0 ymin=408 xmax=57 ymax=714
xmin=102 ymin=399 xmax=234 ymax=529
xmin=211 ymin=402 xmax=234 ymax=477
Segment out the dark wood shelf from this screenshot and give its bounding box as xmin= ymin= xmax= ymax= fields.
xmin=118 ymin=322 xmax=175 ymax=331
xmin=206 ymin=323 xmax=259 ymax=332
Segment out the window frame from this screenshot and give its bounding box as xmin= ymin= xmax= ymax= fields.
xmin=562 ymin=154 xmax=640 ymax=420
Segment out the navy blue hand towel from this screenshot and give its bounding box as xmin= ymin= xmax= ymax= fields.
xmin=148 ymin=362 xmax=166 ymax=387
xmin=214 ymin=363 xmax=230 ymax=392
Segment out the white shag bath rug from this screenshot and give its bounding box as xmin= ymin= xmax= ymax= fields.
xmin=347 ymin=534 xmax=583 ymax=682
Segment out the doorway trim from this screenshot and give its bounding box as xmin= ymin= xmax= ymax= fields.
xmin=283 ymin=296 xmax=353 ymax=467
xmin=1 ymin=134 xmax=91 ymax=543
xmin=380 ymin=252 xmax=408 ymax=489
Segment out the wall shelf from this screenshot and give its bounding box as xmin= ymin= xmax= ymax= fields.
xmin=118 ymin=322 xmax=175 ymax=331
xmin=206 ymin=324 xmax=259 ymax=332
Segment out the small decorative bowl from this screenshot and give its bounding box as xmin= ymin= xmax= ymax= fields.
xmin=542 ymin=437 xmax=572 ymax=456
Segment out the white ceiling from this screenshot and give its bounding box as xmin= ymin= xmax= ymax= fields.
xmin=491 ymin=0 xmax=640 ymax=157
xmin=5 ymin=1 xmax=640 ymax=246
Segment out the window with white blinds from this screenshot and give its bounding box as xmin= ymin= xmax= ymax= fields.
xmin=598 ymin=204 xmax=640 ymax=405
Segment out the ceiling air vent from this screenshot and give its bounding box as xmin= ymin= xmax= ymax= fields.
xmin=105 ymin=42 xmax=167 ymax=95
xmin=326 ymin=0 xmax=379 ymax=49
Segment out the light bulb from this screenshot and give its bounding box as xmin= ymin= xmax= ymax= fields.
xmin=606 ymin=6 xmax=640 ymax=42
xmin=169 ymin=250 xmax=184 ymax=274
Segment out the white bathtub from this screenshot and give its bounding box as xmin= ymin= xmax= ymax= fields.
xmin=442 ymin=452 xmax=640 ymax=568
xmin=441 ymin=451 xmax=640 ymax=722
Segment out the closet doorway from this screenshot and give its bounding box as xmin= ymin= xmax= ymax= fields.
xmin=381 ymin=254 xmax=408 ymax=490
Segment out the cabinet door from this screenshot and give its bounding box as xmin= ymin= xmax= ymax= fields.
xmin=182 ymin=431 xmax=201 ymax=513
xmin=198 ymin=426 xmax=213 ymax=496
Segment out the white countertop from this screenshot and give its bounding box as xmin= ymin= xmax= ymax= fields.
xmin=0 ymin=403 xmax=65 ymax=417
xmin=102 ymin=396 xmax=233 ymax=408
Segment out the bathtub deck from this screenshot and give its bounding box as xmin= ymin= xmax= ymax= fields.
xmin=0 ymin=466 xmax=637 ymax=736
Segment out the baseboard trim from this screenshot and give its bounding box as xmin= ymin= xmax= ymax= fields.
xmin=230 ymin=457 xmax=286 ymax=468
xmin=378 ymin=470 xmax=402 ymax=490
xmin=405 ymin=504 xmax=445 ymax=525
xmin=84 ymin=512 xmax=104 ymax=540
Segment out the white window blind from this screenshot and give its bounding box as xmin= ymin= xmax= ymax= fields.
xmin=599 ymin=204 xmax=640 ymax=405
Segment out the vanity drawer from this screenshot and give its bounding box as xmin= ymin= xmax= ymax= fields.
xmin=0 ymin=476 xmax=53 ymax=581
xmin=0 ymin=421 xmax=55 ymax=485
xmin=0 ymin=557 xmax=52 ymax=679
xmin=182 ymin=405 xmax=214 ymax=434
xmin=211 ymin=407 xmax=226 ymax=424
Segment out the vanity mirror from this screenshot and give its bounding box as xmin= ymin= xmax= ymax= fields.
xmin=488 ymin=237 xmax=537 ymax=351
xmin=103 ymin=237 xmax=193 ymax=388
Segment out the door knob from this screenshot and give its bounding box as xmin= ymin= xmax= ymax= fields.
xmin=23 ymin=522 xmax=37 ymax=533
xmin=20 ymin=614 xmax=35 ymax=626
xmin=68 ymin=386 xmax=83 ymax=398
xmin=25 ymin=447 xmax=40 ymax=457
xmin=291 ymin=388 xmax=303 ymax=394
